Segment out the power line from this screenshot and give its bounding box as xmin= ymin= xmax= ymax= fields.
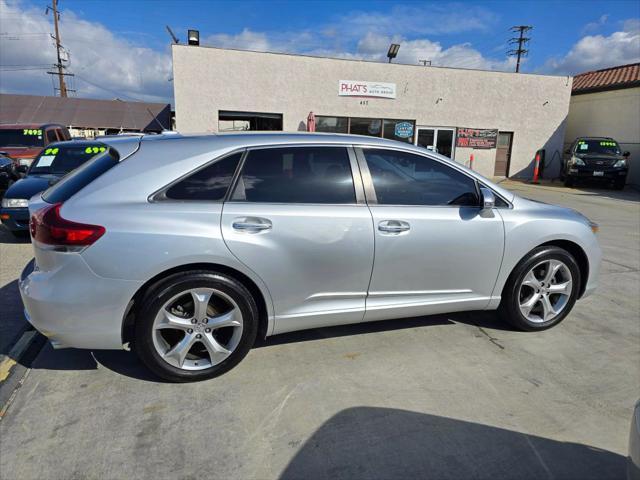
xmin=74 ymin=73 xmax=145 ymax=102
xmin=0 ymin=66 xmax=53 ymax=72
xmin=507 ymin=25 xmax=532 ymax=73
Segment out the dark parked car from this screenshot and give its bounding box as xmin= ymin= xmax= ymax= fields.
xmin=0 ymin=123 xmax=71 ymax=167
xmin=0 ymin=153 xmax=21 ymax=196
xmin=0 ymin=141 xmax=108 ymax=235
xmin=562 ymin=137 xmax=630 ymax=189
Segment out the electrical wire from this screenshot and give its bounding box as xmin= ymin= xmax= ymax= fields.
xmin=73 ymin=73 xmax=145 ymax=102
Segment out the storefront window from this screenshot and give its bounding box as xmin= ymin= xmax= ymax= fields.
xmin=382 ymin=119 xmax=415 ymax=143
xmin=313 ymin=115 xmax=416 ymax=143
xmin=218 ymin=111 xmax=282 ymax=131
xmin=316 ymin=116 xmax=348 ymax=133
xmin=350 ymin=118 xmax=382 ymax=137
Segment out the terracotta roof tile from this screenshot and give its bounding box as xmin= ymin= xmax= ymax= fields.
xmin=572 ymin=63 xmax=640 ymax=94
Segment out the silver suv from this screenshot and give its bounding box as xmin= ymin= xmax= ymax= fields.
xmin=20 ymin=133 xmax=601 ymax=382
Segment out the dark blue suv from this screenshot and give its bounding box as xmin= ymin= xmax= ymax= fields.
xmin=0 ymin=140 xmax=108 ymax=236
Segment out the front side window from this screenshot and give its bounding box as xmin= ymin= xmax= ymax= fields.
xmin=164 ymin=152 xmax=242 ymax=201
xmin=232 ymin=147 xmax=355 ymax=204
xmin=363 ymin=149 xmax=479 ymax=206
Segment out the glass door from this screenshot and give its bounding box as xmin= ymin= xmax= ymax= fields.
xmin=415 ymin=127 xmax=455 ymax=159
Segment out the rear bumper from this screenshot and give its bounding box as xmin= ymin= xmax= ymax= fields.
xmin=19 ymin=255 xmax=142 ymax=350
xmin=0 ymin=207 xmax=29 ymax=231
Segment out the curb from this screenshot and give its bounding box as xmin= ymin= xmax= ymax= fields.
xmin=0 ymin=329 xmax=44 ymax=417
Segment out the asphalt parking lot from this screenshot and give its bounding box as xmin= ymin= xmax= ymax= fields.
xmin=0 ymin=180 xmax=638 ymax=479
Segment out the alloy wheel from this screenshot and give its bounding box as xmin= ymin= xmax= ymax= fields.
xmin=152 ymin=288 xmax=243 ymax=370
xmin=518 ymin=259 xmax=573 ymax=323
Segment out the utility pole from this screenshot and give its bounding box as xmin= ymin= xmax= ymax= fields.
xmin=46 ymin=0 xmax=72 ymax=97
xmin=507 ymin=25 xmax=532 ymax=73
xmin=165 ymin=25 xmax=180 ymax=44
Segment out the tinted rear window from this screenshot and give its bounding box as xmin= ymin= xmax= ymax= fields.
xmin=164 ymin=152 xmax=242 ymax=201
xmin=42 ymin=149 xmax=119 ymax=204
xmin=231 ymin=147 xmax=355 ymax=204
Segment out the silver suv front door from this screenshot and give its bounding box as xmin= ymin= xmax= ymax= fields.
xmin=357 ymin=147 xmax=505 ymax=321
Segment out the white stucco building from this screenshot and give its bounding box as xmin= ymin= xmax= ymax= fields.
xmin=172 ymin=44 xmax=574 ymax=179
xmin=564 ymin=63 xmax=640 ymax=186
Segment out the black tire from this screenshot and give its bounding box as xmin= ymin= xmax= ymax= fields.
xmin=135 ymin=270 xmax=258 ymax=382
xmin=613 ymin=179 xmax=625 ymax=190
xmin=563 ymin=176 xmax=574 ymax=187
xmin=498 ymin=246 xmax=581 ymax=331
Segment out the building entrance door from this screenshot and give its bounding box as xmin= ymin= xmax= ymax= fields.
xmin=494 ymin=132 xmax=513 ymax=176
xmin=415 ymin=127 xmax=455 ymax=159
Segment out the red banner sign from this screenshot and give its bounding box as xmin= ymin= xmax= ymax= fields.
xmin=456 ymin=128 xmax=498 ymax=149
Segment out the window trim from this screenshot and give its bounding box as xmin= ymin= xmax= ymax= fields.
xmin=149 ymin=148 xmax=247 ymax=203
xmin=225 ymin=144 xmax=366 ymax=206
xmin=45 ymin=129 xmax=58 ymax=144
xmin=355 ymin=146 xmax=512 ymax=209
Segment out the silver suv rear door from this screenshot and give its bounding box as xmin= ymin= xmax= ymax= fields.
xmin=221 ymin=145 xmax=374 ymax=335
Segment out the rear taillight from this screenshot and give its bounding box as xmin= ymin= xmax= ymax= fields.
xmin=30 ymin=202 xmax=105 ymax=248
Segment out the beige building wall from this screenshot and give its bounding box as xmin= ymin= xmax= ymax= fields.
xmin=173 ymin=45 xmax=573 ymax=179
xmin=565 ymin=87 xmax=640 ymax=186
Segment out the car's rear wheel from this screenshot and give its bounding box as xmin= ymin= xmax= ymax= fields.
xmin=135 ymin=271 xmax=258 ymax=382
xmin=498 ymin=246 xmax=580 ymax=331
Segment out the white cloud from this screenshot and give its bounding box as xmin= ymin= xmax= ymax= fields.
xmin=0 ymin=0 xmax=543 ymax=107
xmin=199 ymin=3 xmax=507 ymax=70
xmin=204 ymin=29 xmax=271 ymax=52
xmin=338 ymin=5 xmax=499 ymax=37
xmin=582 ymin=14 xmax=609 ymax=34
xmin=544 ymin=18 xmax=640 ymax=75
xmin=344 ymin=32 xmax=514 ymax=70
xmin=0 ymin=0 xmax=172 ymax=104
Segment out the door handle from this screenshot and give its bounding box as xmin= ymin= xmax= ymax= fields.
xmin=232 ymin=217 xmax=272 ymax=233
xmin=378 ymin=220 xmax=410 ymax=234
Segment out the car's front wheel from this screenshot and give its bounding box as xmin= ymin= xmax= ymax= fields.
xmin=498 ymin=246 xmax=581 ymax=331
xmin=135 ymin=271 xmax=258 ymax=382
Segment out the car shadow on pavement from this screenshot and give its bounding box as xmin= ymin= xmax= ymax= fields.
xmin=0 ymin=225 xmax=30 ymax=244
xmin=0 ymin=279 xmax=30 ymax=355
xmin=29 ymin=345 xmax=168 ymax=383
xmin=28 ymin=311 xmax=515 ymax=382
xmin=280 ymin=407 xmax=625 ymax=480
xmin=256 ymin=310 xmax=512 ymax=348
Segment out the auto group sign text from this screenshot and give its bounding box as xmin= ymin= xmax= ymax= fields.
xmin=338 ymin=80 xmax=397 ymax=99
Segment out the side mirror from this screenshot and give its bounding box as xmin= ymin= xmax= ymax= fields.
xmin=480 ymin=187 xmax=495 ymax=210
xmin=623 ymin=151 xmax=631 ymax=158
xmin=16 ymin=165 xmax=29 ymax=175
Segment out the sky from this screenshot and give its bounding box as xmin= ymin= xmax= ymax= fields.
xmin=1 ymin=0 xmax=639 ymax=105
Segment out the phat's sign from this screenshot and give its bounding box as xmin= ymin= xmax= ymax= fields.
xmin=338 ymin=80 xmax=396 ymax=99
